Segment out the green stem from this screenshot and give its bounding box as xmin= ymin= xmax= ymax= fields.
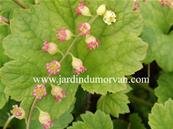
xmin=147 ymin=64 xmax=150 ymax=78
xmin=3 ymin=115 xmax=15 ymax=129
xmin=60 ymin=35 xmax=80 ymax=63
xmin=128 ymin=94 xmax=153 ymax=107
xmin=60 ymin=15 xmax=99 ymax=63
xmin=142 ymin=84 xmax=154 ymax=94
xmin=127 ymin=122 xmax=131 ymax=129
xmin=13 ymin=0 xmax=27 ymax=9
xmin=26 ymin=98 xmax=37 ymax=129
xmin=58 ymin=50 xmax=65 ymax=56
xmin=88 ymin=15 xmax=99 ymax=24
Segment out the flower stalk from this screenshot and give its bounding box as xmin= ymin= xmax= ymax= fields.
xmin=3 ymin=116 xmax=15 ymax=129
xmin=26 ymin=98 xmax=37 ymax=129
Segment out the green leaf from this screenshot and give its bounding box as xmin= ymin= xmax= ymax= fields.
xmin=67 ymin=110 xmax=113 ymax=129
xmin=129 ymin=113 xmax=146 ymax=129
xmin=1 ymin=0 xmax=147 ymax=96
xmin=77 ymin=0 xmax=147 ymax=95
xmin=149 ymin=99 xmax=173 ymax=129
xmin=141 ymin=1 xmax=173 ymax=72
xmin=0 ymin=81 xmax=8 ymax=109
xmin=0 ymin=0 xmax=34 ymax=17
xmin=155 ymin=72 xmax=173 ymax=102
xmin=0 ymin=100 xmax=16 ymax=126
xmin=0 ymin=1 xmax=147 ymax=124
xmin=97 ymin=92 xmax=130 ymax=117
xmin=0 ymin=25 xmax=9 ymax=67
xmin=113 ymin=114 xmax=146 ymax=129
xmin=78 ymin=0 xmax=147 ymax=94
xmin=113 ymin=119 xmax=128 ymax=129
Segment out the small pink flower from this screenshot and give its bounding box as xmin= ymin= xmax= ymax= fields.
xmin=85 ymin=35 xmax=99 ymax=50
xmin=132 ymin=0 xmax=140 ymax=11
xmin=46 ymin=60 xmax=61 ymax=75
xmin=56 ymin=28 xmax=73 ymax=42
xmin=72 ymin=56 xmax=87 ymax=75
xmin=51 ymin=85 xmax=66 ymax=102
xmin=78 ymin=23 xmax=91 ymax=36
xmin=38 ymin=110 xmax=53 ymax=129
xmin=42 ymin=41 xmax=58 ymax=55
xmin=0 ymin=16 xmax=9 ymax=25
xmin=33 ymin=84 xmax=47 ymax=100
xmin=159 ymin=0 xmax=173 ymax=7
xmin=75 ymin=2 xmax=91 ymax=16
xmin=11 ymin=105 xmax=25 ymax=120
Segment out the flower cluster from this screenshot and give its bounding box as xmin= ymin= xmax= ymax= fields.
xmin=32 ymin=84 xmax=66 ymax=129
xmin=35 ymin=3 xmax=117 ymax=129
xmin=42 ymin=3 xmax=116 ymax=76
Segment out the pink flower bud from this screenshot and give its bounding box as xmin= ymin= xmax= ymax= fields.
xmin=51 ymin=85 xmax=66 ymax=102
xmin=85 ymin=35 xmax=99 ymax=50
xmin=75 ymin=2 xmax=91 ymax=16
xmin=72 ymin=56 xmax=87 ymax=75
xmin=39 ymin=110 xmax=53 ymax=129
xmin=33 ymin=84 xmax=47 ymax=100
xmin=132 ymin=0 xmax=140 ymax=11
xmin=0 ymin=16 xmax=9 ymax=25
xmin=159 ymin=0 xmax=173 ymax=7
xmin=11 ymin=105 xmax=25 ymax=120
xmin=78 ymin=23 xmax=91 ymax=36
xmin=42 ymin=41 xmax=58 ymax=55
xmin=56 ymin=28 xmax=73 ymax=42
xmin=46 ymin=60 xmax=61 ymax=75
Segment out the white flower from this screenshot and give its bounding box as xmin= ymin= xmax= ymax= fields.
xmin=97 ymin=4 xmax=106 ymax=16
xmin=103 ymin=10 xmax=116 ymax=25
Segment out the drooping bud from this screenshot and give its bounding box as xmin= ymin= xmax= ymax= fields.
xmin=96 ymin=4 xmax=106 ymax=16
xmin=0 ymin=16 xmax=9 ymax=25
xmin=51 ymin=85 xmax=66 ymax=102
xmin=85 ymin=35 xmax=99 ymax=50
xmin=103 ymin=10 xmax=116 ymax=25
xmin=42 ymin=41 xmax=58 ymax=55
xmin=38 ymin=109 xmax=53 ymax=129
xmin=78 ymin=23 xmax=91 ymax=36
xmin=132 ymin=0 xmax=140 ymax=11
xmin=46 ymin=60 xmax=61 ymax=75
xmin=75 ymin=2 xmax=92 ymax=16
xmin=11 ymin=105 xmax=25 ymax=120
xmin=56 ymin=28 xmax=73 ymax=42
xmin=33 ymin=84 xmax=47 ymax=100
xmin=72 ymin=56 xmax=87 ymax=75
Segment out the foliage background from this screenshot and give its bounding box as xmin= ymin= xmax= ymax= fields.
xmin=0 ymin=0 xmax=173 ymax=129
